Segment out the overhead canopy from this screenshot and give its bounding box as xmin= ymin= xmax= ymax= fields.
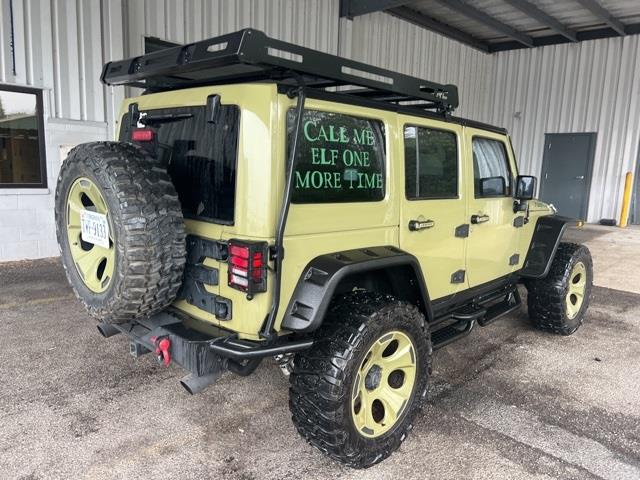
xmin=340 ymin=0 xmax=640 ymax=52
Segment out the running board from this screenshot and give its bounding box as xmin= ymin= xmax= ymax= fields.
xmin=432 ymin=319 xmax=475 ymax=350
xmin=477 ymin=289 xmax=521 ymax=327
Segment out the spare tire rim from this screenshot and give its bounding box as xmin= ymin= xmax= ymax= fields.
xmin=351 ymin=330 xmax=417 ymax=438
xmin=66 ymin=177 xmax=115 ymax=293
xmin=566 ymin=261 xmax=587 ymax=319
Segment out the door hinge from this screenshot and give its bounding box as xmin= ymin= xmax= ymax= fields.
xmin=509 ymin=254 xmax=520 ymax=266
xmin=513 ymin=216 xmax=525 ymax=228
xmin=455 ymin=224 xmax=469 ymax=238
xmin=451 ymin=269 xmax=466 ymax=284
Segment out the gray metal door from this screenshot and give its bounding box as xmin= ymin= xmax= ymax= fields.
xmin=631 ymin=142 xmax=640 ymax=225
xmin=539 ymin=133 xmax=596 ymax=220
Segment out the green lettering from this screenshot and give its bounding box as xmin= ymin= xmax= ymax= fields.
xmin=311 ymin=147 xmax=321 ymax=164
xmin=295 ymin=171 xmax=310 ymax=189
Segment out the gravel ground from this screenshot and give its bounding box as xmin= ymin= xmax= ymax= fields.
xmin=1 ymin=257 xmax=639 ymax=480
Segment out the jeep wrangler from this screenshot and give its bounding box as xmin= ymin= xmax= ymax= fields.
xmin=55 ymin=29 xmax=592 ymax=468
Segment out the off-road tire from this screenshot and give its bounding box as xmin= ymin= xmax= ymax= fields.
xmin=289 ymin=291 xmax=432 ymax=468
xmin=55 ymin=141 xmax=186 ymax=324
xmin=526 ymin=242 xmax=592 ymax=335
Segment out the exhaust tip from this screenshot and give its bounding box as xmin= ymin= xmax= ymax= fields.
xmin=180 ymin=373 xmax=220 ymax=395
xmin=96 ymin=323 xmax=120 ymax=338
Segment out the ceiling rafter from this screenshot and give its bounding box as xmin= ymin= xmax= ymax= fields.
xmin=573 ymin=0 xmax=626 ymax=35
xmin=389 ymin=6 xmax=490 ymax=52
xmin=339 ymin=0 xmax=413 ymax=18
xmin=502 ymin=0 xmax=577 ymax=42
xmin=432 ymin=0 xmax=534 ymax=47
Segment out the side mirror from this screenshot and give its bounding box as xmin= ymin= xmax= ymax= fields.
xmin=479 ymin=176 xmax=507 ymax=196
xmin=515 ymin=175 xmax=537 ymax=200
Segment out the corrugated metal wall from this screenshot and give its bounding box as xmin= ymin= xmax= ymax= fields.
xmin=486 ymin=36 xmax=640 ymax=222
xmin=0 ymin=0 xmax=638 ymax=257
xmin=0 ymin=0 xmax=124 ymax=125
xmin=341 ymin=12 xmax=492 ymax=121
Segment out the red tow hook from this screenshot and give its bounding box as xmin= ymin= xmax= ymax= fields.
xmin=150 ymin=336 xmax=171 ymax=367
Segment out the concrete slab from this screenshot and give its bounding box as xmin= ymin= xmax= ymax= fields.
xmin=564 ymin=225 xmax=640 ymax=294
xmin=0 ymin=260 xmax=639 ymax=479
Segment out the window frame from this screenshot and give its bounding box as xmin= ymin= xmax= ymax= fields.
xmin=471 ymin=135 xmax=513 ymax=199
xmin=287 ymin=107 xmax=387 ymax=205
xmin=0 ymin=83 xmax=47 ymax=189
xmin=403 ymin=123 xmax=460 ymax=201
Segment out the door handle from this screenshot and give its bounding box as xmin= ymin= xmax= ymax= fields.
xmin=575 ymin=175 xmax=585 ymax=180
xmin=408 ymin=219 xmax=435 ymax=231
xmin=471 ymin=214 xmax=490 ymax=224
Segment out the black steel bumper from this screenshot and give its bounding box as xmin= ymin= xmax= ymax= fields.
xmin=97 ymin=311 xmax=313 ymax=393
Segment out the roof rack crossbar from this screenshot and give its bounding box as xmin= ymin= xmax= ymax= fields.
xmin=101 ymin=29 xmax=459 ymax=113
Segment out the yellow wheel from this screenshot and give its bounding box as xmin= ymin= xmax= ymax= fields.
xmin=290 ymin=291 xmax=431 ymax=468
xmin=352 ymin=331 xmax=417 ymax=438
xmin=66 ymin=177 xmax=115 ymax=293
xmin=565 ymin=261 xmax=586 ymax=320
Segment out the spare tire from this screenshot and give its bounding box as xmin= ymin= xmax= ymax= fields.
xmin=55 ymin=141 xmax=186 ymax=324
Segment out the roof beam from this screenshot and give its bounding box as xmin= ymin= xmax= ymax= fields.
xmin=339 ymin=0 xmax=412 ymax=18
xmin=573 ymin=0 xmax=626 ymax=35
xmin=490 ymin=23 xmax=640 ymax=52
xmin=389 ymin=6 xmax=490 ymax=52
xmin=433 ymin=0 xmax=535 ymax=47
xmin=502 ymin=0 xmax=577 ymax=42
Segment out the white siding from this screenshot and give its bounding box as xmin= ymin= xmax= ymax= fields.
xmin=486 ymin=36 xmax=640 ymax=222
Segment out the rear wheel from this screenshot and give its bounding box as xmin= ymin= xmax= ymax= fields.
xmin=55 ymin=141 xmax=186 ymax=324
xmin=526 ymin=242 xmax=593 ymax=335
xmin=289 ymin=291 xmax=431 ymax=468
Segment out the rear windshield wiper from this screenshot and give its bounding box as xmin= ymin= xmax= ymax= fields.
xmin=140 ymin=113 xmax=193 ymax=125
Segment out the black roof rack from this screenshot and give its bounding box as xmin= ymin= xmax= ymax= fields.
xmin=101 ymin=29 xmax=459 ymax=114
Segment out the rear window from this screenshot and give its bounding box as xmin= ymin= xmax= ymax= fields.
xmin=120 ymin=104 xmax=240 ymax=224
xmin=287 ymin=109 xmax=386 ymax=203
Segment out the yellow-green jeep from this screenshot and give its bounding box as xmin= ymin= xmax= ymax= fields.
xmin=54 ymin=29 xmax=593 ymax=468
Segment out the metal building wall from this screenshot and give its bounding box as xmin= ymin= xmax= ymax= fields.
xmin=341 ymin=12 xmax=492 ymax=122
xmin=122 ymin=0 xmax=341 ymax=57
xmin=486 ymin=36 xmax=640 ymax=223
xmin=0 ymin=0 xmax=124 ymax=125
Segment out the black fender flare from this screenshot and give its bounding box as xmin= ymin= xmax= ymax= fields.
xmin=280 ymin=246 xmax=432 ymax=333
xmin=520 ymin=214 xmax=581 ymax=279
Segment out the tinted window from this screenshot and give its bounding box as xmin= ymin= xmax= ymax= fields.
xmin=404 ymin=126 xmax=458 ymax=199
xmin=120 ymin=104 xmax=240 ymax=224
xmin=472 ymin=137 xmax=511 ymax=197
xmin=287 ymin=109 xmax=385 ymax=203
xmin=0 ymin=87 xmax=46 ymax=188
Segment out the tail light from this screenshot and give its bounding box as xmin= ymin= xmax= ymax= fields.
xmin=227 ymin=239 xmax=268 ymax=295
xmin=131 ymin=128 xmax=155 ymax=142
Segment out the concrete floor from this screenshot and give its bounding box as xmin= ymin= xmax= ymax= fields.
xmin=1 ymin=226 xmax=639 ymax=479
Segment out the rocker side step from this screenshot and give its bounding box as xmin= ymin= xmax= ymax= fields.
xmin=432 ymin=319 xmax=475 ymax=350
xmin=477 ymin=289 xmax=522 ymax=327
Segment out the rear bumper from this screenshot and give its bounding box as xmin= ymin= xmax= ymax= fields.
xmin=97 ymin=310 xmax=313 ymax=392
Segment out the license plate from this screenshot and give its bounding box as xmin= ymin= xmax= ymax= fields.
xmin=80 ymin=210 xmax=110 ymax=249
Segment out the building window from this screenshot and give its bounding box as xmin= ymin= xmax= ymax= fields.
xmin=404 ymin=125 xmax=458 ymax=200
xmin=0 ymin=85 xmax=47 ymax=188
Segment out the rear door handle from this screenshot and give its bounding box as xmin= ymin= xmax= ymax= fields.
xmin=408 ymin=219 xmax=435 ymax=231
xmin=575 ymin=175 xmax=585 ymax=180
xmin=471 ymin=214 xmax=490 ymax=224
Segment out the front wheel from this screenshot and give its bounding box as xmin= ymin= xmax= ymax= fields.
xmin=526 ymin=242 xmax=593 ymax=335
xmin=289 ymin=291 xmax=432 ymax=468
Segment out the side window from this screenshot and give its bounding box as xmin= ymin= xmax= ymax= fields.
xmin=404 ymin=126 xmax=458 ymax=199
xmin=472 ymin=137 xmax=512 ymax=197
xmin=287 ymin=109 xmax=385 ymax=203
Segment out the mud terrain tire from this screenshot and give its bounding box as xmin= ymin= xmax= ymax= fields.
xmin=526 ymin=242 xmax=593 ymax=335
xmin=289 ymin=291 xmax=432 ymax=468
xmin=55 ymin=142 xmax=186 ymax=324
